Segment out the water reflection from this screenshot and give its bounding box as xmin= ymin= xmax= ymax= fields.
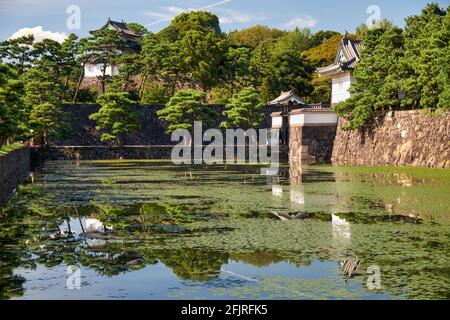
xmin=0 ymin=160 xmax=449 ymax=299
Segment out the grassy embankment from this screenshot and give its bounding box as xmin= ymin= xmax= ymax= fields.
xmin=0 ymin=143 xmax=25 ymax=158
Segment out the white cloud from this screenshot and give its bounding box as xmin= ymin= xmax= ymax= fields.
xmin=219 ymin=16 xmax=233 ymax=24
xmin=285 ymin=16 xmax=318 ymax=29
xmin=9 ymin=26 xmax=67 ymax=43
xmin=144 ymin=6 xmax=186 ymax=20
xmin=165 ymin=6 xmax=186 ymax=15
xmin=144 ymin=0 xmax=263 ymax=27
xmin=216 ymin=9 xmax=265 ymax=24
xmin=144 ymin=6 xmax=190 ymax=26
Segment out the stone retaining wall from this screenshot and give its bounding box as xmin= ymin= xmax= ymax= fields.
xmin=54 ymin=104 xmax=279 ymax=146
xmin=30 ymin=145 xmax=284 ymax=162
xmin=0 ymin=147 xmax=30 ymax=207
xmin=331 ymin=110 xmax=450 ymax=168
xmin=30 ymin=146 xmax=174 ymax=161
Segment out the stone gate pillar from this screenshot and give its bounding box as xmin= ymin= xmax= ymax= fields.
xmin=288 ymin=107 xmax=338 ymax=164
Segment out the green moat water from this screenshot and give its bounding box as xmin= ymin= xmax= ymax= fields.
xmin=0 ymin=160 xmax=449 ymax=299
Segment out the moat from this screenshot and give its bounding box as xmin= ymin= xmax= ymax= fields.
xmin=1 ymin=160 xmax=449 ymax=299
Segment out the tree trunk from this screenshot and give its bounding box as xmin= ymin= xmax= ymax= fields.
xmin=62 ymin=75 xmax=70 ymax=101
xmin=73 ymin=63 xmax=85 ymax=103
xmin=230 ymin=69 xmax=235 ymax=96
xmin=116 ymin=134 xmax=123 ymax=146
xmin=43 ymin=129 xmax=49 ymax=147
xmin=138 ymin=73 xmax=148 ymax=99
xmin=101 ymin=62 xmax=107 ymax=94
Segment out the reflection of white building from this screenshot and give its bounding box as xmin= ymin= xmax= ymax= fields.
xmin=85 ymin=218 xmax=113 ymax=233
xmin=317 ymin=36 xmax=363 ymax=105
xmin=331 ymin=214 xmax=351 ymax=243
xmin=290 ymin=189 xmax=304 ymax=205
xmin=272 ymin=185 xmax=283 ymax=197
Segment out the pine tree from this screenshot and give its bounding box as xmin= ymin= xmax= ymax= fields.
xmin=157 ymin=89 xmax=217 ymax=134
xmin=0 ymin=35 xmax=35 ymax=75
xmin=28 ymin=102 xmax=66 ymax=146
xmin=400 ymin=3 xmax=449 ymax=109
xmin=0 ymin=64 xmax=23 ymax=147
xmin=89 ymin=92 xmax=140 ymax=145
xmin=221 ymin=87 xmax=265 ymax=130
xmin=23 ymin=68 xmax=67 ymax=145
xmin=334 ymin=26 xmax=404 ymax=129
xmin=83 ymin=29 xmax=124 ymax=93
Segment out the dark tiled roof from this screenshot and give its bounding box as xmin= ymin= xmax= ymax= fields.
xmin=268 ymin=90 xmax=307 ymax=106
xmin=90 ymin=19 xmax=142 ymax=38
xmin=317 ymin=37 xmax=363 ymax=77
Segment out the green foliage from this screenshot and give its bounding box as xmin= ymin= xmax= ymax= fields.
xmin=90 ymin=92 xmax=140 ymax=144
xmin=306 ymin=74 xmax=331 ymax=104
xmin=222 ymin=46 xmax=252 ymax=95
xmin=307 ymin=30 xmax=340 ymax=48
xmin=126 ymin=23 xmax=149 ymax=35
xmin=140 ymin=82 xmax=170 ymax=105
xmin=400 ymin=3 xmax=449 ymax=109
xmin=179 ymin=30 xmax=226 ymax=90
xmin=0 ymin=35 xmax=34 ymax=75
xmin=76 ymin=88 xmax=98 ymax=103
xmin=303 ymin=33 xmax=342 ymax=67
xmin=0 ymin=143 xmax=24 ymax=157
xmin=83 ymin=28 xmax=124 ymax=93
xmin=356 ymin=19 xmax=394 ymax=38
xmin=273 ymin=27 xmax=311 ymax=53
xmin=267 ymin=47 xmax=313 ymax=99
xmin=140 ymin=33 xmax=182 ymax=96
xmin=28 ymin=102 xmax=67 ymax=146
xmin=249 ymin=40 xmax=275 ymax=102
xmin=109 ymin=50 xmax=142 ymax=95
xmin=210 ymin=86 xmax=232 ymax=104
xmin=22 ymin=68 xmax=68 ymax=143
xmin=336 ymin=4 xmax=450 ymax=129
xmin=23 ymin=68 xmax=62 ymax=107
xmin=0 ymin=64 xmax=23 ymax=146
xmin=221 ymin=87 xmax=265 ymax=129
xmin=157 ymin=89 xmax=217 ymax=133
xmin=142 ymin=11 xmax=226 ymax=93
xmin=228 ymin=25 xmax=285 ymax=48
xmin=138 ymin=12 xmax=321 ymax=103
xmin=1 ymin=4 xmax=447 ymax=141
xmin=32 ymin=34 xmax=79 ymax=100
xmin=169 ymin=11 xmax=222 ymax=39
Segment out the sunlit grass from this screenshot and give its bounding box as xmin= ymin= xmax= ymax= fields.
xmin=0 ymin=143 xmax=25 ymax=157
xmin=312 ymin=164 xmax=450 ymax=179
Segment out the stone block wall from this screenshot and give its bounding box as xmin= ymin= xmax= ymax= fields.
xmin=331 ymin=110 xmax=450 ymax=168
xmin=30 ymin=146 xmax=173 ymax=161
xmin=30 ymin=145 xmax=283 ymax=162
xmin=289 ymin=125 xmax=337 ymax=164
xmin=53 ymin=104 xmax=279 ymax=146
xmin=0 ymin=147 xmax=30 ymax=207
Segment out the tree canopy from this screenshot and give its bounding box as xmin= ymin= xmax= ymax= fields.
xmin=228 ymin=25 xmax=286 ymax=48
xmin=221 ymin=87 xmax=265 ymax=130
xmin=157 ymin=89 xmax=217 ymax=134
xmin=89 ymin=92 xmax=140 ymax=145
xmin=0 ymin=64 xmax=23 ymax=147
xmin=335 ymin=3 xmax=449 ymax=129
xmin=0 ymin=4 xmax=447 ymax=146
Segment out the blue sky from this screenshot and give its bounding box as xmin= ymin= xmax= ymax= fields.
xmin=0 ymin=0 xmax=448 ymax=41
